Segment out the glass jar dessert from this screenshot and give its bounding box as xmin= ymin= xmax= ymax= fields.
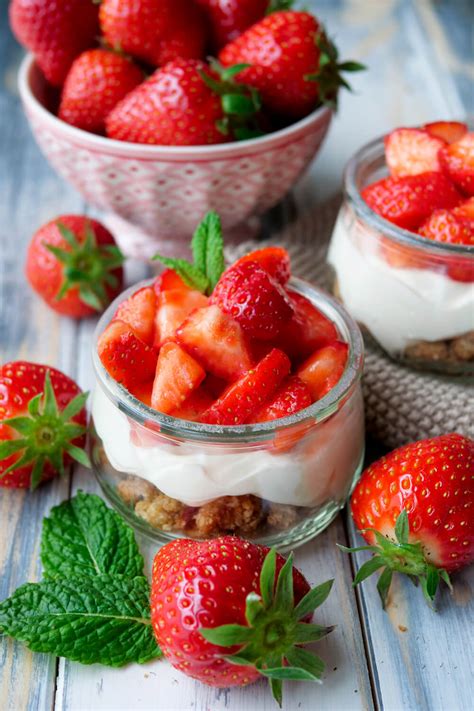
xmin=328 ymin=134 xmax=474 ymax=375
xmin=90 ymin=278 xmax=365 ymax=550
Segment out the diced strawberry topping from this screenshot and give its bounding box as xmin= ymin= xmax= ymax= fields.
xmin=423 ymin=121 xmax=468 ymax=145
xmin=233 ymin=246 xmax=291 ymax=285
xmin=210 ymin=261 xmax=293 ymax=340
xmin=202 ymin=348 xmax=291 ymax=425
xmin=297 ymin=341 xmax=348 ymax=401
xmin=362 ymin=172 xmax=462 ymax=230
xmin=453 ymin=197 xmax=474 ymax=222
xmin=128 ymin=380 xmax=153 ymax=407
xmin=254 ymin=376 xmax=312 ymax=423
xmin=176 ymin=305 xmax=253 ymax=381
xmin=276 ymin=291 xmax=338 ymax=362
xmin=385 ymin=128 xmax=445 ymax=177
xmin=154 ymin=268 xmax=192 ymax=294
xmin=439 ymin=132 xmax=474 ymax=196
xmin=151 ymin=342 xmax=205 ymax=415
xmin=114 ymin=286 xmax=156 ymax=346
xmin=154 ymin=289 xmax=209 ymax=348
xmin=97 ymin=320 xmax=157 ymax=388
xmin=419 ymin=208 xmax=474 ymax=246
xmin=170 ymin=387 xmax=214 ymax=421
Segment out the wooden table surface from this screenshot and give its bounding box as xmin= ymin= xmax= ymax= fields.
xmin=1 ymin=1 xmax=473 ymax=709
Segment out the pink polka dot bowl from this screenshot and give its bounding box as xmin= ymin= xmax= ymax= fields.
xmin=19 ymin=54 xmax=332 ymax=258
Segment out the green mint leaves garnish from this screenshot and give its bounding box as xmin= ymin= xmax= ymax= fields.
xmin=153 ymin=211 xmax=226 ymax=295
xmin=200 ymin=548 xmax=334 ymax=706
xmin=0 ymin=492 xmax=162 ymax=667
xmin=339 ymin=510 xmax=452 ymax=609
xmin=0 ymin=371 xmax=90 ymax=490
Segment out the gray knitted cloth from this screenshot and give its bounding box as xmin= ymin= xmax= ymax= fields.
xmin=227 ymin=198 xmax=474 ymax=449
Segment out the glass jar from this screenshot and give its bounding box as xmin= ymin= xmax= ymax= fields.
xmin=90 ymin=278 xmax=365 ymax=550
xmin=328 ymin=136 xmax=474 ymax=375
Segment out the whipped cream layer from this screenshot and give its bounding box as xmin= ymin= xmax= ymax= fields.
xmin=92 ymin=386 xmax=364 ymax=508
xmin=328 ymin=214 xmax=474 ymax=354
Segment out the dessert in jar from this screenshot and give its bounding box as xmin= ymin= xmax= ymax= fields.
xmin=90 ymin=213 xmax=365 ymax=548
xmin=328 ymin=121 xmax=474 ymax=374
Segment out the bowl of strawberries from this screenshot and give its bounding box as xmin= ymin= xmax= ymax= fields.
xmin=90 ymin=213 xmax=365 ymax=548
xmin=328 ymin=120 xmax=474 ymax=374
xmin=14 ymin=0 xmax=364 ymax=258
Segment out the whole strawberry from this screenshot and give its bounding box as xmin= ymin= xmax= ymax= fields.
xmin=341 ymin=434 xmax=474 ymax=607
xmin=0 ymin=362 xmax=89 ymax=489
xmin=9 ymin=0 xmax=99 ymax=86
xmin=99 ymin=0 xmax=208 ymax=68
xmin=196 ymin=0 xmax=269 ymax=50
xmin=151 ymin=536 xmax=334 ymax=703
xmin=26 ymin=216 xmax=124 ymax=318
xmin=58 ymin=49 xmax=143 ymax=134
xmin=219 ymin=10 xmax=365 ymax=118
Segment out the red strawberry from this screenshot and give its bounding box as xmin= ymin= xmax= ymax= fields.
xmin=154 ymin=289 xmax=209 ymax=349
xmin=99 ymin=0 xmax=207 ymax=68
xmin=9 ymin=0 xmax=99 ymax=86
xmin=25 ymin=216 xmax=124 ymax=319
xmin=115 ymin=286 xmax=157 ymax=346
xmin=151 ymin=536 xmax=334 ymax=701
xmin=419 ymin=208 xmax=474 ymax=246
xmin=344 ymin=434 xmax=474 ymax=607
xmin=196 ymin=0 xmax=268 ymax=50
xmin=169 ymin=387 xmax=214 ymax=421
xmin=384 ymin=128 xmax=445 ymax=177
xmin=211 ymin=261 xmax=293 ymax=340
xmin=128 ymin=380 xmax=153 ymax=407
xmin=297 ymin=341 xmax=348 ymax=401
xmin=233 ymin=246 xmax=291 ymax=285
xmin=276 ymin=291 xmax=338 ymax=362
xmin=154 ymin=269 xmax=193 ymax=294
xmin=98 ymin=320 xmax=158 ymax=389
xmin=202 ymin=348 xmax=290 ymax=425
xmin=176 ymin=305 xmax=252 ymax=381
xmin=151 ymin=342 xmax=205 ymax=415
xmin=58 ymin=49 xmax=143 ymax=134
xmin=423 ymin=120 xmax=468 ymax=145
xmin=362 ymin=172 xmax=462 ymax=230
xmin=219 ymin=10 xmax=364 ymax=118
xmin=254 ymin=376 xmax=312 ymax=423
xmin=453 ymin=196 xmax=474 ymax=222
xmin=439 ymin=132 xmax=474 ymax=196
xmin=0 ymin=362 xmax=88 ymax=489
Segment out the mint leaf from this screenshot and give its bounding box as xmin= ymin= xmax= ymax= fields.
xmin=152 ymin=254 xmax=210 ymax=293
xmin=0 ymin=574 xmax=161 ymax=667
xmin=41 ymin=491 xmax=145 ymax=579
xmin=191 ymin=211 xmax=225 ymax=292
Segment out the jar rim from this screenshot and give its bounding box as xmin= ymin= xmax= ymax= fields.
xmin=92 ymin=276 xmax=364 ymax=443
xmin=344 ymin=133 xmax=474 ymax=257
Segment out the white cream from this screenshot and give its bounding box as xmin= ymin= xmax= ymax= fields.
xmin=328 ymin=216 xmax=474 ymax=354
xmin=92 ymin=386 xmax=364 ymax=508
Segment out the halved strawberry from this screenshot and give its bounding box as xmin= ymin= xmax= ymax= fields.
xmin=276 ymin=291 xmax=338 ymax=363
xmin=362 ymin=172 xmax=462 ymax=230
xmin=297 ymin=341 xmax=348 ymax=401
xmin=151 ymin=342 xmax=205 ymax=415
xmin=424 ymin=121 xmax=468 ymax=145
xmin=233 ymin=246 xmax=291 ymax=285
xmin=439 ymin=132 xmax=474 ymax=196
xmin=385 ymin=128 xmax=445 ymax=177
xmin=97 ymin=320 xmax=157 ymax=388
xmin=154 ymin=289 xmax=209 ymax=348
xmin=202 ymin=348 xmax=291 ymax=425
xmin=176 ymin=305 xmax=253 ymax=381
xmin=154 ymin=268 xmax=192 ymax=294
xmin=254 ymin=376 xmax=312 ymax=423
xmin=170 ymin=387 xmax=214 ymax=421
xmin=115 ymin=286 xmax=156 ymax=346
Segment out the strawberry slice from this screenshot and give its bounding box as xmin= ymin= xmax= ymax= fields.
xmin=254 ymin=376 xmax=312 ymax=423
xmin=297 ymin=341 xmax=348 ymax=401
xmin=176 ymin=305 xmax=253 ymax=381
xmin=154 ymin=289 xmax=209 ymax=348
xmin=201 ymin=348 xmax=291 ymax=425
xmin=385 ymin=128 xmax=445 ymax=177
xmin=419 ymin=208 xmax=474 ymax=246
xmin=151 ymin=342 xmax=205 ymax=415
xmin=362 ymin=172 xmax=462 ymax=230
xmin=154 ymin=268 xmax=193 ymax=294
xmin=170 ymin=387 xmax=214 ymax=421
xmin=424 ymin=121 xmax=468 ymax=145
xmin=97 ymin=320 xmax=158 ymax=388
xmin=233 ymin=246 xmax=291 ymax=285
xmin=439 ymin=132 xmax=474 ymax=196
xmin=115 ymin=286 xmax=156 ymax=346
xmin=276 ymin=291 xmax=338 ymax=362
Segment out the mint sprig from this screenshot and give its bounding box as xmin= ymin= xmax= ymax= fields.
xmin=153 ymin=211 xmax=226 ymax=295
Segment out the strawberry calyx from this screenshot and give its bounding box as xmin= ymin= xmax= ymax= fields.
xmin=46 ymin=221 xmax=124 ymax=312
xmin=305 ymin=31 xmax=366 ymax=110
xmin=266 ymin=0 xmax=294 ymax=13
xmin=339 ymin=511 xmax=452 ymax=609
xmin=0 ymin=372 xmax=90 ymax=490
xmin=200 ymin=548 xmax=334 ymax=706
